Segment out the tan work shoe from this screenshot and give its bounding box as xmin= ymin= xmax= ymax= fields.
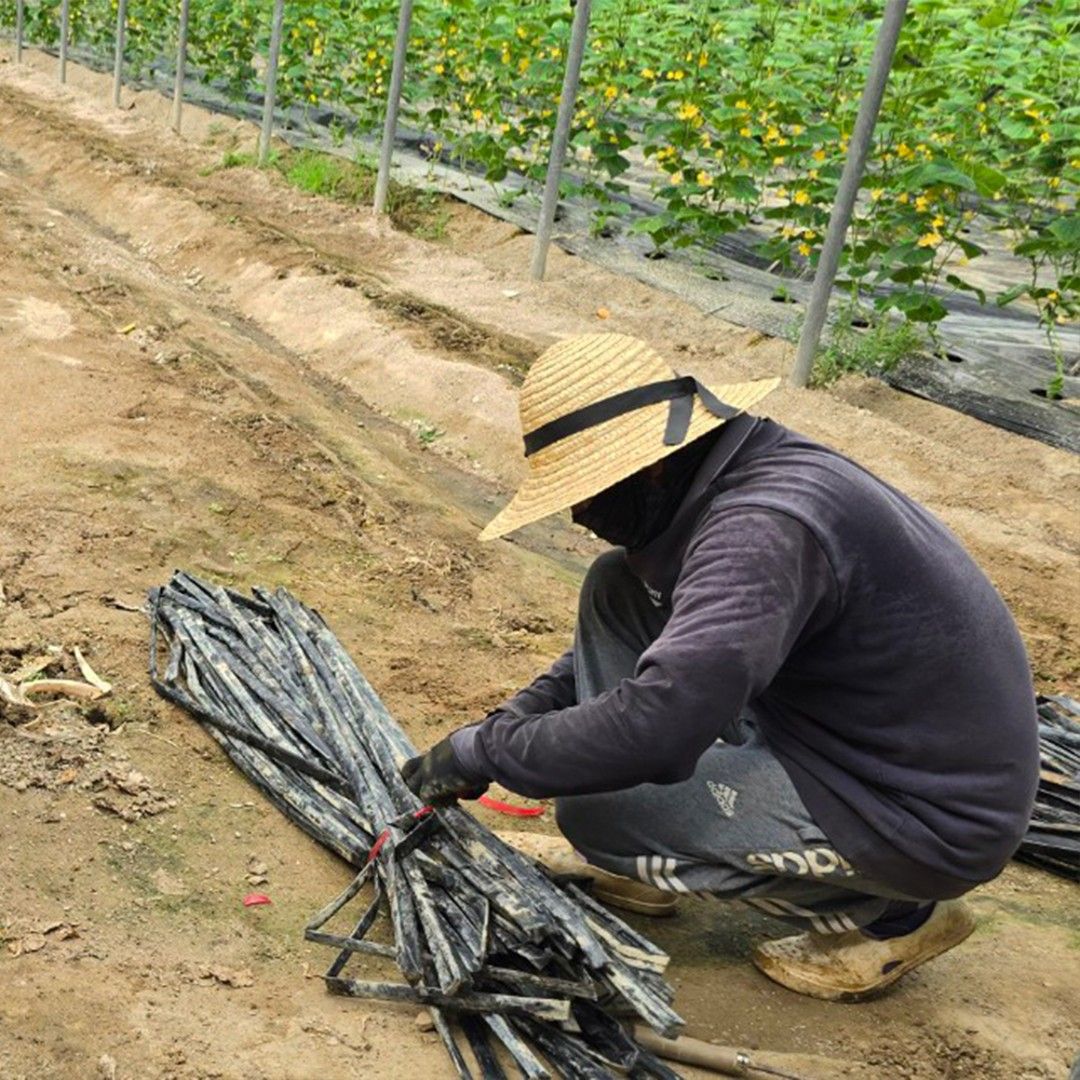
xmin=498 ymin=830 xmax=678 ymax=917
xmin=752 ymin=899 xmax=976 ymax=1001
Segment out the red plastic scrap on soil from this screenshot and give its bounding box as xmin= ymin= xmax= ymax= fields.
xmin=478 ymin=794 xmax=545 ymax=817
xmin=243 ymin=893 xmax=272 ymax=907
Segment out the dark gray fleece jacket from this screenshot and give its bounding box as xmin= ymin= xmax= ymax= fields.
xmin=454 ymin=416 xmax=1039 ymax=899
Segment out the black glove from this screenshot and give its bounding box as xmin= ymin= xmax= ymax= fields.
xmin=401 ymin=735 xmax=489 ymax=806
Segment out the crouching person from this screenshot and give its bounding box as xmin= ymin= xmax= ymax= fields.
xmin=402 ymin=334 xmax=1038 ymax=1001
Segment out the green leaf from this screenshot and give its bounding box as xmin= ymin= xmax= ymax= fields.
xmin=886 ymin=291 xmax=948 ymax=323
xmin=888 ymin=266 xmax=926 ymax=284
xmin=962 ymin=161 xmax=1008 ymax=198
xmin=998 ymin=118 xmax=1032 ymax=140
xmin=945 ymin=273 xmax=986 ymax=305
xmin=956 ymin=238 xmax=987 ymax=260
xmin=995 ymin=283 xmax=1028 ymax=307
xmin=900 ymin=161 xmax=976 ymax=192
xmin=978 ymin=4 xmax=1011 ymax=30
xmin=1048 ymin=215 xmax=1080 ymax=248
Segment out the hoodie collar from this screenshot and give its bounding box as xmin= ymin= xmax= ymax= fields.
xmin=625 ymin=412 xmax=762 ymax=606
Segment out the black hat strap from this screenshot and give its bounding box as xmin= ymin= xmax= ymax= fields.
xmin=523 ymin=375 xmax=739 ymax=458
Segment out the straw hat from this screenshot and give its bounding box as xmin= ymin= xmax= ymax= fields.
xmin=480 ymin=333 xmax=780 ymax=541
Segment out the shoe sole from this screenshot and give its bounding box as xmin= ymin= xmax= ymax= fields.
xmin=753 ymin=909 xmax=976 ymax=1002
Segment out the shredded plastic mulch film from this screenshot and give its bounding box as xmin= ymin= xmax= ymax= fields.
xmin=1017 ymin=696 xmax=1080 ymax=883
xmin=149 ymin=572 xmax=685 ymax=1079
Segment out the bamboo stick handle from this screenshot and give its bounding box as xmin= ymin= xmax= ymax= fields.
xmin=634 ymin=1026 xmax=753 ymax=1076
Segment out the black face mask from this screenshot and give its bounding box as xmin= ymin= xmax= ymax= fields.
xmin=571 ymin=428 xmax=721 ymax=552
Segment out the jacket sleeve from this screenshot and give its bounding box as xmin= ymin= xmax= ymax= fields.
xmin=500 ymin=647 xmax=577 ymax=717
xmin=454 ymin=506 xmax=838 ymax=798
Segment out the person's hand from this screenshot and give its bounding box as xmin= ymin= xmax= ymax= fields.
xmin=401 ymin=735 xmax=489 ymax=806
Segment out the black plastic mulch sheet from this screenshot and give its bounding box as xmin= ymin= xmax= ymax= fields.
xmin=148 ymin=572 xmax=685 ymax=1080
xmin=1016 ymin=695 xmax=1080 ymax=882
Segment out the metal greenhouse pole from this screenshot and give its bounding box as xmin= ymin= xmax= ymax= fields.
xmin=58 ymin=0 xmax=70 ymax=82
xmin=258 ymin=0 xmax=287 ymax=165
xmin=531 ymin=0 xmax=592 ymax=282
xmin=112 ymin=0 xmax=128 ymax=107
xmin=373 ymin=0 xmax=415 ymax=215
xmin=15 ymin=0 xmax=24 ymax=62
xmin=171 ymin=0 xmax=191 ymax=134
xmin=789 ymin=0 xmax=909 ymax=387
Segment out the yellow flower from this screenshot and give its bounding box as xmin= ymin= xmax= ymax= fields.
xmin=896 ymin=142 xmax=915 ymax=159
xmin=914 ymin=194 xmax=930 ymax=212
xmin=931 ymin=214 xmax=945 ymax=228
xmin=518 ymin=57 xmax=530 ymax=74
xmin=308 ymin=93 xmax=318 ymax=103
xmin=812 ymin=149 xmax=827 ymax=163
xmin=790 ymin=124 xmax=805 ymax=136
xmin=773 ymin=156 xmax=785 ymax=166
xmin=677 ymin=102 xmax=701 ymax=122
xmin=1040 ymin=131 xmax=1051 ymax=144
xmin=739 ymin=126 xmax=752 ymax=138
xmin=798 ymin=242 xmax=811 ymax=256
xmin=897 ymin=192 xmax=909 ymax=204
xmin=642 ymin=68 xmax=656 ymax=80
xmin=605 ymin=85 xmax=618 ymax=101
xmin=434 ymin=63 xmax=445 ymax=75
xmin=976 ymin=102 xmax=986 ymax=113
xmin=670 ymin=171 xmax=684 ymax=185
xmin=775 ymin=186 xmax=789 ymax=199
xmin=701 ymin=133 xmax=712 ymax=149
xmin=714 ymin=148 xmax=725 ymax=160
xmin=1024 ymin=108 xmax=1041 ymax=120
xmin=472 ymin=108 xmax=484 ymax=122
xmin=803 ymin=230 xmax=818 ymax=241
xmin=516 ymin=26 xmax=527 ymax=39
xmin=793 ymin=190 xmax=811 ymax=206
xmin=735 ymin=99 xmax=750 ymax=110
xmin=667 ymin=69 xmax=686 ymax=81
xmin=696 ymin=171 xmax=712 ymax=187
xmin=1047 ymin=290 xmax=1059 ymax=302
xmin=698 ymin=52 xmax=708 ymax=68
xmin=917 ymin=232 xmax=943 ymax=248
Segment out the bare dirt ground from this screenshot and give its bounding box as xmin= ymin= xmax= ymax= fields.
xmin=1 ymin=48 xmax=1078 ymax=1080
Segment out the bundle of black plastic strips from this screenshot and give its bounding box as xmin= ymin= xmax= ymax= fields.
xmin=149 ymin=572 xmax=685 ymax=1079
xmin=1016 ymin=695 xmax=1080 ymax=882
